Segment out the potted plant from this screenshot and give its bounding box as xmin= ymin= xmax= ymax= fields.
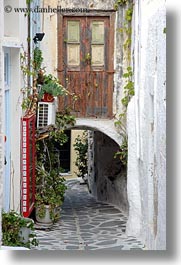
xmin=38 ymin=74 xmax=67 ymax=102
xmin=2 ymin=210 xmax=38 ymax=249
xmin=35 ymin=164 xmax=66 ymax=224
xmin=35 ymin=113 xmax=73 ymax=224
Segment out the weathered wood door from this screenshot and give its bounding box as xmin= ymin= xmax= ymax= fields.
xmin=58 ymin=14 xmax=115 ymax=118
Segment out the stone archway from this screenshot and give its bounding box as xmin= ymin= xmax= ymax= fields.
xmin=73 ymin=118 xmax=123 ymax=146
xmin=69 ymin=118 xmax=128 ymax=214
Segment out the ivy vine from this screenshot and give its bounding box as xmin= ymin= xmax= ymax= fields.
xmin=121 ymin=67 xmax=134 ymax=108
xmin=116 ymin=0 xmax=134 ymax=115
xmin=114 ymin=0 xmax=134 ymax=167
xmin=114 ymin=0 xmax=130 ymax=10
xmin=33 ymin=47 xmax=44 ymax=72
xmin=114 ymin=135 xmax=128 ymax=168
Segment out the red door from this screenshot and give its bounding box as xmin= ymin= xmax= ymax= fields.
xmin=58 ymin=14 xmax=115 ymax=118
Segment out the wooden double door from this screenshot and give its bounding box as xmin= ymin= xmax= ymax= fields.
xmin=58 ymin=14 xmax=115 ymax=118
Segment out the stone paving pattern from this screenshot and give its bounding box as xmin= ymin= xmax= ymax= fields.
xmin=34 ymin=179 xmax=145 ymax=250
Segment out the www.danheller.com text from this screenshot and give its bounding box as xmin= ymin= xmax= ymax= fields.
xmin=4 ymin=5 xmax=90 ymax=14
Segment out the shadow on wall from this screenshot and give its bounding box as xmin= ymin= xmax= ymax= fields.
xmin=87 ymin=131 xmax=128 ymax=214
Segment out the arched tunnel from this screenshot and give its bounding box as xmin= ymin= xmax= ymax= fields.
xmin=86 ymin=130 xmax=128 ymax=214
xmin=66 ymin=118 xmax=129 ymax=214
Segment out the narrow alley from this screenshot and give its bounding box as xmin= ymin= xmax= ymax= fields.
xmin=34 ymin=179 xmax=145 ymax=250
xmin=0 ymin=0 xmax=166 ymax=251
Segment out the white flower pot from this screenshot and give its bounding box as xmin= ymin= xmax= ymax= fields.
xmin=19 ymin=218 xmax=34 ymax=243
xmin=35 ymin=205 xmax=53 ymax=224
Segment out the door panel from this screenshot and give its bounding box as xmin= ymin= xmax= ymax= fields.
xmin=58 ymin=15 xmax=114 ymax=118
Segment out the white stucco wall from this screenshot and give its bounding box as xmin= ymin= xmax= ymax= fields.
xmin=1 ymin=0 xmax=28 ymax=213
xmin=126 ymin=0 xmax=166 ymax=250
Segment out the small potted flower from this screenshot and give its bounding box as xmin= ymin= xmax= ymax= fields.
xmin=2 ymin=210 xmax=38 ymax=249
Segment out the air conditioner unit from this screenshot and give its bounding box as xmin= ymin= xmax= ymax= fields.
xmin=37 ymin=102 xmax=56 ymax=128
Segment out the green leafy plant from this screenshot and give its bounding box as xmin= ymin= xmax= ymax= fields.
xmin=38 ymin=74 xmax=68 ymax=100
xmin=121 ymin=66 xmax=134 ymax=108
xmin=35 ymin=120 xmax=70 ymax=222
xmin=82 ymin=53 xmax=91 ymax=64
xmin=21 ymin=97 xmax=31 ymax=111
xmin=20 ymin=51 xmax=35 ymax=107
xmin=125 ymin=7 xmax=133 ymax=22
xmin=55 ymin=109 xmax=76 ymax=129
xmin=20 ymin=47 xmax=40 ymax=112
xmin=114 ymin=136 xmax=128 ymax=167
xmin=35 ymin=165 xmax=67 ymax=222
xmin=73 ymin=131 xmax=88 ymax=179
xmin=114 ymin=0 xmax=134 ymax=167
xmin=49 ymin=129 xmax=69 ymax=145
xmin=114 ymin=0 xmax=131 ymax=10
xmin=2 ymin=211 xmax=38 ymax=248
xmin=35 ymin=107 xmax=75 ymax=221
xmin=36 ymin=133 xmax=69 ymax=173
xmin=36 ymin=110 xmax=75 ymax=170
xmin=33 ymin=47 xmax=43 ymax=72
xmin=20 ymin=47 xmax=68 ymax=113
xmin=115 ymin=1 xmax=134 ymax=127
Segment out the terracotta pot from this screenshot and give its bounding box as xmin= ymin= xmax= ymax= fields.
xmin=41 ymin=93 xmax=54 ymax=102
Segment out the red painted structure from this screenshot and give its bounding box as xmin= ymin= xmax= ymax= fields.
xmin=21 ymin=114 xmax=36 ymax=217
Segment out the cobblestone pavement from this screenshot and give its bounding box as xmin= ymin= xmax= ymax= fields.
xmin=34 ymin=179 xmax=145 ymax=250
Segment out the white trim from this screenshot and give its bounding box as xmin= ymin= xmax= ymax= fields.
xmin=2 ymin=38 xmax=22 ymax=49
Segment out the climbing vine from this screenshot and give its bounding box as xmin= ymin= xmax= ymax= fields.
xmin=114 ymin=135 xmax=128 ymax=168
xmin=121 ymin=66 xmax=134 ymax=108
xmin=115 ymin=0 xmax=134 ymax=116
xmin=49 ymin=109 xmax=76 ymax=142
xmin=20 ymin=46 xmax=44 ymax=111
xmin=33 ymin=46 xmax=44 ymax=72
xmin=114 ymin=0 xmax=134 ymax=167
xmin=20 ymin=51 xmax=35 ymax=111
xmin=115 ymin=0 xmax=134 ymax=118
xmin=114 ymin=0 xmax=130 ymax=10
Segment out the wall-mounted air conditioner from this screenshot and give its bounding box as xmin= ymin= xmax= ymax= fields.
xmin=37 ymin=102 xmax=56 ymax=128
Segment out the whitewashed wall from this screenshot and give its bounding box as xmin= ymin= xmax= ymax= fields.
xmin=1 ymin=0 xmax=28 ymax=214
xmin=126 ymin=0 xmax=166 ymax=250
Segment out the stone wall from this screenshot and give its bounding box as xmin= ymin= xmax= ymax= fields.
xmin=126 ymin=0 xmax=166 ymax=250
xmin=88 ymin=131 xmax=128 ymax=213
